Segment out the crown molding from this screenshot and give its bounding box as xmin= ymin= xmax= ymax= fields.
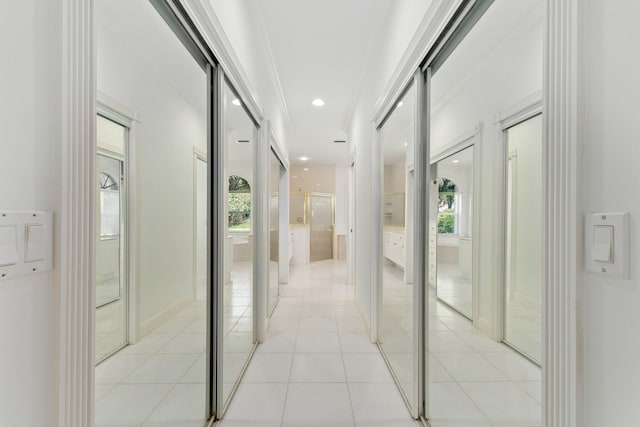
xmin=252 ymin=2 xmax=292 ymax=125
xmin=372 ymin=0 xmax=463 ymax=128
xmin=182 ymin=0 xmax=265 ymax=125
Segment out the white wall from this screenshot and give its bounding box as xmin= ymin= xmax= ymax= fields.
xmin=97 ymin=1 xmax=207 ymax=326
xmin=506 ymin=116 xmax=542 ymax=306
xmin=290 ymin=164 xmax=336 ymax=193
xmin=208 ymin=0 xmax=289 ymax=152
xmin=0 ymin=0 xmax=60 ymax=425
xmin=384 ymin=162 xmax=406 ymax=194
xmin=335 ymin=166 xmax=348 ymax=236
xmin=580 ymin=0 xmax=640 ymax=424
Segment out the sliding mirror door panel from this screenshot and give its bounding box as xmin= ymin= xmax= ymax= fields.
xmin=504 ymin=114 xmax=542 ymax=364
xmin=425 ymin=0 xmax=543 ymax=425
xmin=222 ymin=81 xmax=258 ymax=405
xmin=96 ymin=1 xmax=210 ymax=425
xmin=379 ymin=83 xmax=417 ymax=410
xmin=95 ymin=115 xmax=128 ymax=363
xmin=268 ymin=149 xmax=282 ymax=313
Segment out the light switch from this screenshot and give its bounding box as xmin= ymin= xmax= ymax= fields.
xmin=585 ymin=212 xmax=629 ymax=278
xmin=0 ymin=226 xmax=18 ymax=267
xmin=25 ymin=224 xmax=45 ymax=263
xmin=592 ymin=225 xmax=613 ymax=263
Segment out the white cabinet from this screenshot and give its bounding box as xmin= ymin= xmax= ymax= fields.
xmin=291 ymin=225 xmax=310 ymax=264
xmin=384 ymin=230 xmax=405 ymax=269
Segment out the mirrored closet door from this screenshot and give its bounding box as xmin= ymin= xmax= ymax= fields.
xmin=379 ymin=82 xmax=418 ymax=412
xmin=432 ymin=145 xmax=474 ymax=319
xmin=504 ymin=114 xmax=543 ymax=364
xmin=268 ymin=148 xmax=283 ymax=314
xmin=95 ymin=114 xmax=128 ymax=363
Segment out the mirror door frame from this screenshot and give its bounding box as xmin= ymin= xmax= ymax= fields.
xmin=429 ymin=129 xmax=481 ymax=324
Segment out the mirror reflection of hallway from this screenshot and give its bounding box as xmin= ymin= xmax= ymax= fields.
xmin=379 ymin=82 xmax=417 ymax=412
xmin=504 ymin=114 xmax=543 ymax=364
xmin=432 ymin=145 xmax=474 ymax=319
xmin=95 ymin=114 xmax=128 ymax=363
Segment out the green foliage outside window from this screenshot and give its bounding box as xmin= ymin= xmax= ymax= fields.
xmin=437 ymin=210 xmax=455 ymax=233
xmin=229 ymin=175 xmax=251 ymax=231
xmin=437 ymin=177 xmax=457 ymax=234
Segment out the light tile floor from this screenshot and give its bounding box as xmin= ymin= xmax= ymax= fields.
xmin=96 ymin=258 xmax=540 ymax=427
xmin=379 ymin=261 xmax=541 ymax=426
xmin=94 ymin=298 xmax=208 ymax=427
xmin=219 ymin=260 xmax=420 ymax=427
xmin=95 ymin=259 xmax=254 ymax=426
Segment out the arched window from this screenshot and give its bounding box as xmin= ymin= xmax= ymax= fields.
xmin=437 ymin=177 xmax=458 ymax=234
xmin=228 ymin=175 xmax=251 ymax=232
xmin=100 ymin=172 xmax=119 ymax=191
xmin=99 ymin=172 xmax=120 ymax=238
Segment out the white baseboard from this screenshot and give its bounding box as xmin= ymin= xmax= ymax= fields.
xmin=139 ymin=292 xmax=195 ymax=339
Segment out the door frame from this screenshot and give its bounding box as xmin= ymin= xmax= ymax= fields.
xmin=429 ymin=128 xmax=481 ymax=323
xmin=266 ymin=136 xmax=287 ymax=317
xmin=193 ymin=148 xmax=208 ymax=303
xmin=373 ymin=71 xmax=427 ymax=419
xmin=97 ymin=101 xmax=138 ymax=346
xmin=497 ymin=98 xmax=543 ymax=364
xmin=306 ymin=192 xmax=336 ymax=262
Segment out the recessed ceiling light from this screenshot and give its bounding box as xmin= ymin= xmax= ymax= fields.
xmin=403 ymin=142 xmax=408 ymax=147
xmin=232 ymin=99 xmax=241 ymax=106
xmin=298 ymin=156 xmax=310 ymax=162
xmin=397 ymin=101 xmax=404 ymax=107
xmin=312 ymin=98 xmax=325 ymax=107
xmin=452 ymin=159 xmax=460 ymax=163
xmin=303 ymin=168 xmax=309 ymax=171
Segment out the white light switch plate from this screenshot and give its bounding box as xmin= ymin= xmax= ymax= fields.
xmin=0 ymin=211 xmax=53 ymax=280
xmin=585 ymin=212 xmax=629 ymax=278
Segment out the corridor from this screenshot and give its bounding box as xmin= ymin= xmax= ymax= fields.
xmin=220 ymin=260 xmax=418 ymax=426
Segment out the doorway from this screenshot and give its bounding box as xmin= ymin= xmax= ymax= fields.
xmin=95 ymin=114 xmax=128 ymax=364
xmin=503 ymin=114 xmax=543 ymax=364
xmin=432 ymin=145 xmax=475 ymax=320
xmin=308 ymin=193 xmax=334 ymax=262
xmin=268 ymin=148 xmax=285 ymax=314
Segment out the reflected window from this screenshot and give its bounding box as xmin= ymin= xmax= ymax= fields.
xmin=100 ymin=172 xmax=120 ymax=239
xmin=228 ymin=175 xmax=251 ymax=232
xmin=437 ymin=177 xmax=458 ymax=234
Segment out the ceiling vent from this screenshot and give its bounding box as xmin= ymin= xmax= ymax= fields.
xmin=333 ymin=140 xmax=346 ymax=144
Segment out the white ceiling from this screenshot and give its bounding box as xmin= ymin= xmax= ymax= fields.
xmin=254 ymin=0 xmax=390 ymax=165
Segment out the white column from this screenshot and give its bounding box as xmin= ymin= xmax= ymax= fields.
xmin=59 ymin=0 xmax=96 ymax=425
xmin=544 ymin=0 xmax=580 ymax=426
